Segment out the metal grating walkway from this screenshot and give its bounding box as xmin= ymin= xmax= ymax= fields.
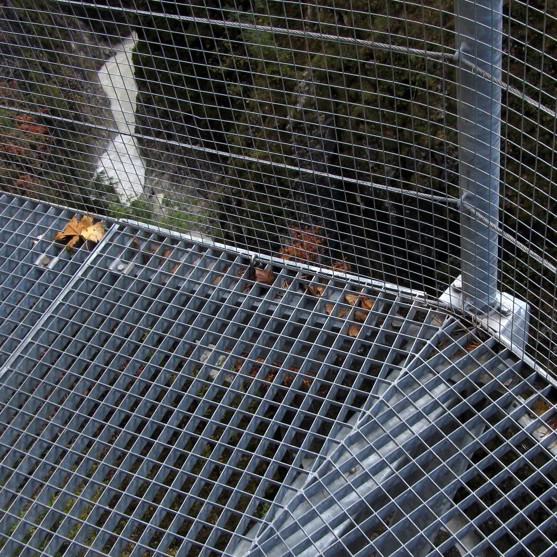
xmin=0 ymin=194 xmax=555 ymax=557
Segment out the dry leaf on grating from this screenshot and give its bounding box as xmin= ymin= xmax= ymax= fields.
xmin=306 ymin=284 xmax=325 ymax=297
xmin=255 ymin=267 xmax=275 ymax=285
xmin=361 ymin=297 xmax=374 ymax=310
xmin=55 ymin=215 xmax=104 ymax=250
xmin=354 ymin=310 xmax=368 ymax=323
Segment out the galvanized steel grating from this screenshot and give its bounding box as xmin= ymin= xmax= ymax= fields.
xmin=0 ymin=210 xmax=554 ymax=557
xmin=0 ymin=194 xmax=97 ymax=368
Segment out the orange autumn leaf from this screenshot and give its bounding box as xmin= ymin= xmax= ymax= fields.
xmin=361 ymin=297 xmax=374 ymax=310
xmin=255 ymin=267 xmax=275 ymax=285
xmin=80 ymin=221 xmax=104 ymax=242
xmin=354 ymin=310 xmax=368 ymax=323
xmin=345 ymin=293 xmax=359 ymax=306
xmin=55 ymin=216 xmax=81 ymax=240
xmin=338 ymin=307 xmax=349 ymax=318
xmin=532 ymin=399 xmax=551 ymax=416
xmin=348 ymin=324 xmax=361 ymax=337
xmin=465 ymin=341 xmax=481 ymax=352
xmin=55 ymin=215 xmax=104 ymax=250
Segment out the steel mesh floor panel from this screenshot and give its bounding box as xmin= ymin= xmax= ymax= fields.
xmin=0 ymin=223 xmax=554 ymax=557
xmin=248 ymin=342 xmax=557 ymax=557
xmin=0 ymin=194 xmax=95 ymax=368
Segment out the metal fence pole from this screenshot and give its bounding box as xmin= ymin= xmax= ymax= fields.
xmin=456 ymin=0 xmax=503 ymax=313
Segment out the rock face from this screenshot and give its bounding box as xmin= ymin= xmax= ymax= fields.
xmin=0 ymin=0 xmax=116 ymax=211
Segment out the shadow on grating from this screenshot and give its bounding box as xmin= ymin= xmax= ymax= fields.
xmin=0 ymin=194 xmax=95 ymax=367
xmin=0 ymin=219 xmax=554 ymax=557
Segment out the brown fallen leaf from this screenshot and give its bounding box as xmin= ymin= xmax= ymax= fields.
xmin=275 ymin=280 xmax=292 ymax=299
xmin=81 ymin=221 xmax=104 ymax=242
xmin=255 ymin=267 xmax=275 ymax=285
xmin=325 ymin=303 xmax=334 ymax=315
xmin=338 ymin=307 xmax=349 ymax=319
xmin=55 ymin=216 xmax=81 ymax=240
xmin=354 ymin=310 xmax=368 ymax=323
xmin=170 ymin=263 xmax=180 ymax=274
xmin=347 ymin=324 xmax=361 ymax=337
xmin=306 ymin=284 xmax=325 ymax=297
xmin=55 ymin=215 xmax=105 ymax=250
xmin=361 ymin=297 xmax=374 ymax=310
xmin=213 ymin=275 xmax=223 ymax=285
xmin=345 ymin=293 xmax=359 ymax=306
xmin=148 ymin=243 xmax=160 ymax=254
xmin=132 ymin=236 xmax=141 ymax=250
xmin=532 ymin=399 xmax=551 ymax=416
xmin=162 ymin=248 xmax=172 ymax=258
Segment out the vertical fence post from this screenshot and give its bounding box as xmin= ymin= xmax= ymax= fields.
xmin=456 ymin=0 xmax=503 ymax=314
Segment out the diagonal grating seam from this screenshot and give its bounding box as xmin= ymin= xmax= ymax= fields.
xmin=0 ymin=221 xmax=121 ymax=380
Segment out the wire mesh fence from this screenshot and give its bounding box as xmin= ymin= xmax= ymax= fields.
xmin=1 ymin=1 xmax=557 ymax=556
xmin=1 ymin=0 xmax=556 ymax=371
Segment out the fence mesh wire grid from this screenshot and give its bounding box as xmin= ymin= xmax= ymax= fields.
xmin=0 ymin=1 xmax=557 ymax=556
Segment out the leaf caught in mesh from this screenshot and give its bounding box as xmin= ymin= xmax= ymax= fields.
xmin=354 ymin=310 xmax=368 ymax=323
xmin=361 ymin=297 xmax=374 ymax=310
xmin=338 ymin=307 xmax=349 ymax=318
xmin=162 ymin=248 xmax=172 ymax=258
xmin=345 ymin=293 xmax=359 ymax=306
xmin=306 ymin=284 xmax=325 ymax=297
xmin=255 ymin=267 xmax=275 ymax=285
xmin=55 ymin=216 xmax=80 ymax=240
xmin=348 ymin=324 xmax=361 ymax=337
xmin=532 ymin=399 xmax=551 ymax=416
xmin=81 ymin=222 xmax=104 ymax=242
xmin=55 ymin=215 xmax=105 ymax=250
xmin=170 ymin=263 xmax=180 ymax=274
xmin=324 ymin=303 xmax=334 ymax=315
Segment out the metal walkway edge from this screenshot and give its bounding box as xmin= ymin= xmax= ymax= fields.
xmin=0 ymin=194 xmax=555 ymax=557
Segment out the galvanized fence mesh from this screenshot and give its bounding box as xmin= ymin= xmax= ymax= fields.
xmin=0 ymin=1 xmax=557 ymax=556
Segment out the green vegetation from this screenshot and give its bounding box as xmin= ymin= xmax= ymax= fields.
xmin=0 ymin=0 xmax=114 ymax=212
